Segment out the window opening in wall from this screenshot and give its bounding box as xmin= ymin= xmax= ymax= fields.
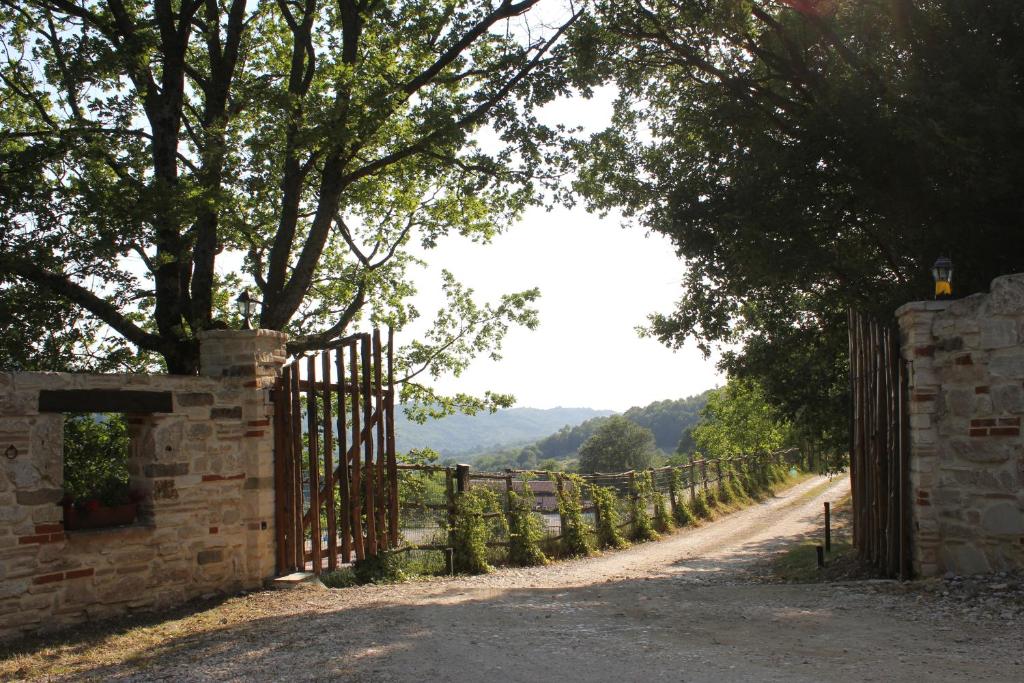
xmin=62 ymin=413 xmax=141 ymax=531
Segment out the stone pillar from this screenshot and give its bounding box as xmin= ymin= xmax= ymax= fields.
xmin=198 ymin=329 xmax=288 ymax=581
xmin=898 ymin=274 xmax=1024 ymax=576
xmin=896 ymin=300 xmax=950 ymax=577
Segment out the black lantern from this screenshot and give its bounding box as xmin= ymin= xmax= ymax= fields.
xmin=932 ymin=257 xmax=953 ymax=299
xmin=236 ymin=290 xmax=255 ymax=329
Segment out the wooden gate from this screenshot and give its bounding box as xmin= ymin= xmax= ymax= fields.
xmin=272 ymin=329 xmax=398 ymax=575
xmin=847 ymin=310 xmax=912 ymax=579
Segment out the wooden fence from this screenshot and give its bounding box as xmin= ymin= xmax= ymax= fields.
xmin=848 ymin=310 xmax=911 ymax=579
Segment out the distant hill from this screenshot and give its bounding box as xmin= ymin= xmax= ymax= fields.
xmin=466 ymin=392 xmax=713 ymax=471
xmin=394 ymin=406 xmax=615 ymax=458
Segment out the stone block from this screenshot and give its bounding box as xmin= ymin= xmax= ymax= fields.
xmin=942 ymin=543 xmax=992 ymax=574
xmin=980 ymin=318 xmax=1019 ymax=349
xmin=992 ymin=383 xmax=1024 ymax=414
xmin=990 ymin=353 xmax=1024 ymax=379
xmin=941 ymin=437 xmax=1014 ymax=464
xmin=981 ymin=502 xmax=1024 ymax=535
xmin=989 ymin=273 xmax=1024 ymax=315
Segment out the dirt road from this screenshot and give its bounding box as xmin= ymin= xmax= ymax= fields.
xmin=33 ymin=475 xmax=1024 ymax=682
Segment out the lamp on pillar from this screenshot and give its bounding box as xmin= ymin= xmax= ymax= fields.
xmin=932 ymin=257 xmax=953 ymax=300
xmin=235 ymin=289 xmax=259 ymax=329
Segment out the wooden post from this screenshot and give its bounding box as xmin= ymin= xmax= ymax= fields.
xmin=456 ymin=463 xmax=470 ymax=494
xmin=306 ymin=355 xmax=322 ymax=574
xmin=372 ymin=329 xmax=387 ymax=551
xmin=272 ymin=375 xmax=288 ymax=574
xmin=689 ymin=460 xmax=696 ymax=504
xmin=668 ymin=468 xmax=677 ymax=517
xmin=349 ymin=343 xmax=365 ymax=562
xmin=289 ymin=362 xmax=304 ymax=570
xmin=503 ymin=469 xmax=513 ymax=519
xmin=816 ymin=545 xmax=825 ymax=569
xmin=335 ymin=347 xmax=351 ymax=564
xmin=700 ymin=460 xmax=708 ymax=492
xmin=445 ymin=467 xmax=456 ymax=552
xmin=824 ymin=501 xmax=832 ymax=553
xmin=360 ymin=334 xmax=377 ymax=557
xmin=385 ymin=328 xmax=399 ymax=549
xmin=321 ymin=351 xmax=338 ymax=571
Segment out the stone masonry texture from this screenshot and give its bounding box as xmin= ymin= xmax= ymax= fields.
xmin=898 ymin=273 xmax=1024 ymax=577
xmin=0 ymin=329 xmax=287 ymax=641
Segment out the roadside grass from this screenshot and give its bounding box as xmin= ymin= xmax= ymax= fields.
xmin=769 ymin=491 xmax=881 ymax=583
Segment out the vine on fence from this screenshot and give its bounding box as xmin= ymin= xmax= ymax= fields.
xmin=630 ymin=471 xmax=659 ymax=542
xmin=557 ymin=474 xmax=594 ymax=557
xmin=451 ymin=487 xmax=503 ymax=574
xmin=691 ymin=486 xmax=712 ymax=519
xmin=669 ymin=469 xmax=696 ymax=527
xmin=507 ymin=481 xmax=548 ymax=567
xmin=591 ymin=484 xmax=627 ymax=549
xmin=653 ymin=490 xmax=673 ymax=533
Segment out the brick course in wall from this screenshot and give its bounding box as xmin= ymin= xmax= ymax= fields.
xmin=0 ymin=329 xmax=287 ymax=641
xmin=898 ymin=273 xmax=1024 ymax=576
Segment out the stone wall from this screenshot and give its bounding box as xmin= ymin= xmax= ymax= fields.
xmin=0 ymin=330 xmax=286 ymax=641
xmin=898 ymin=273 xmax=1024 ymax=576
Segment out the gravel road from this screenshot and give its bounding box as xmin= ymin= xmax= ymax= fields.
xmin=66 ymin=474 xmax=1024 ymax=682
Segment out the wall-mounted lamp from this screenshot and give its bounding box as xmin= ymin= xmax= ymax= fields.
xmin=932 ymin=256 xmax=953 ymax=300
xmin=4 ymin=445 xmax=16 ymax=460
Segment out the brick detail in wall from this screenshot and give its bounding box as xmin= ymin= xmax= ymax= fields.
xmin=969 ymin=417 xmax=1021 ymax=437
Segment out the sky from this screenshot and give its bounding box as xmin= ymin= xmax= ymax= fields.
xmin=400 ymin=86 xmax=725 ymax=413
xmin=404 ymin=205 xmax=724 ymax=413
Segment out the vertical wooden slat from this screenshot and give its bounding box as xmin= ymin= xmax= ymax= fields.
xmin=349 ymin=343 xmax=365 ymax=562
xmin=289 ymin=362 xmax=305 ymax=570
xmin=306 ymin=355 xmax=322 ymax=574
xmin=273 ymin=374 xmax=289 ymax=573
xmin=386 ymin=327 xmax=399 ymax=548
xmin=336 ymin=347 xmax=352 ymax=564
xmin=322 ymin=351 xmax=338 ymax=571
xmin=361 ymin=334 xmax=377 ymax=556
xmin=373 ymin=329 xmax=387 ymax=550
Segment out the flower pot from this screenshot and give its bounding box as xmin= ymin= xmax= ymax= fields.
xmin=63 ymin=502 xmax=138 ymax=531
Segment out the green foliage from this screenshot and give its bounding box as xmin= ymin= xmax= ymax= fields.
xmin=556 ymin=475 xmax=594 ymax=558
xmin=590 ymin=484 xmax=627 ymax=550
xmin=450 ymin=487 xmax=502 ymax=575
xmin=669 ymin=469 xmax=696 ymax=527
xmin=652 ymin=491 xmax=673 ymax=534
xmin=507 ymin=483 xmax=548 ymax=567
xmin=629 ymin=471 xmax=659 ymax=542
xmin=62 ymin=414 xmax=132 ymax=506
xmin=352 ymin=551 xmax=410 ymax=585
xmin=693 ymin=379 xmax=791 ymax=460
xmin=577 ymin=1 xmax=1024 ymax=458
xmin=578 ymin=416 xmax=657 ymax=474
xmin=397 ymin=449 xmax=446 ymax=513
xmin=717 ymin=463 xmax=746 ymax=507
xmin=1 ymin=1 xmax=580 ymax=382
xmin=690 ymin=487 xmax=712 ymax=520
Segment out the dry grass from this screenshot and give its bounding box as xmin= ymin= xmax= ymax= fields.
xmin=0 ymin=590 xmax=300 ymax=681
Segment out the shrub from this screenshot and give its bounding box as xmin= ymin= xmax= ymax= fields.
xmin=62 ymin=413 xmax=132 ymax=506
xmin=630 ymin=471 xmax=659 ymax=542
xmin=557 ymin=474 xmax=594 ymax=557
xmin=451 ymin=487 xmax=501 ymax=574
xmin=507 ymin=483 xmax=548 ymax=567
xmin=353 ymin=550 xmax=409 ymax=584
xmin=590 ymin=484 xmax=628 ymax=549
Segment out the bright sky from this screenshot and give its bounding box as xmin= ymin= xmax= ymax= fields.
xmin=405 ymin=207 xmax=723 ymax=412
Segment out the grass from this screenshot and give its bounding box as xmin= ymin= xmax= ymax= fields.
xmin=769 ymin=491 xmax=880 ymax=583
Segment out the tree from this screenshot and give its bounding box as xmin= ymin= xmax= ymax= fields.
xmin=577 ymin=415 xmax=656 ymax=473
xmin=576 ymin=0 xmax=1024 ymax=451
xmin=0 ymin=0 xmax=583 ymax=412
xmin=692 ymin=378 xmax=790 ymax=460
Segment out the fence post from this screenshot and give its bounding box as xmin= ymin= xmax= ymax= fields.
xmin=825 ymin=501 xmax=832 ymax=552
xmin=668 ymin=468 xmax=678 ymax=517
xmin=445 ymin=466 xmax=456 ymax=554
xmin=689 ymin=460 xmax=696 ymax=503
xmin=555 ymin=474 xmax=567 ymax=536
xmin=456 ymin=463 xmax=470 ymax=493
xmin=629 ymin=471 xmax=638 ymax=532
